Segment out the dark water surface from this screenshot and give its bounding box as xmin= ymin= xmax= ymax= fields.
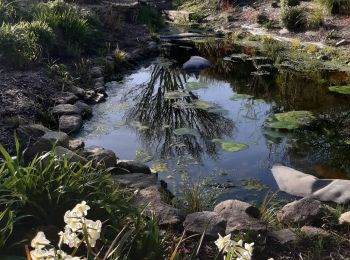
xmin=79 ymin=41 xmax=350 ymax=203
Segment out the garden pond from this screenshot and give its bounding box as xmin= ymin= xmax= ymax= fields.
xmin=79 ymin=39 xmax=350 ymax=204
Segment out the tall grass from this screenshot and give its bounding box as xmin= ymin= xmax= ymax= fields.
xmin=0 ymin=0 xmax=16 ymax=24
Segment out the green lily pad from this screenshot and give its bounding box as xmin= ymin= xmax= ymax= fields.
xmin=174 ymin=128 xmax=198 ymax=136
xmin=165 ymin=91 xmax=190 ymax=99
xmin=230 ymin=94 xmax=253 ymax=101
xmin=241 ymin=178 xmax=268 ymax=191
xmin=186 ymin=82 xmax=205 ymax=90
xmin=345 ymin=140 xmax=350 ymax=145
xmin=212 ymin=139 xmax=249 ymax=153
xmin=135 ymin=149 xmax=154 ymax=163
xmin=130 ymin=121 xmax=149 ymax=131
xmin=151 ymin=161 xmax=169 ymax=173
xmin=328 ymin=86 xmax=350 ymax=94
xmin=194 ymin=100 xmax=214 ymax=110
xmin=265 ymin=111 xmax=316 ymax=130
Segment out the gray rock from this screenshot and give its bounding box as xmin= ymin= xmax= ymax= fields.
xmin=68 ymin=139 xmax=85 ymax=151
xmin=92 ymin=77 xmax=104 ymax=85
xmin=214 ymin=200 xmax=266 ymax=234
xmin=269 ymin=229 xmax=297 ymax=245
xmin=55 ymin=92 xmax=78 ymax=104
xmin=54 ymin=146 xmax=87 ymax=164
xmin=117 ymin=160 xmax=152 ymax=174
xmin=134 ymin=185 xmax=184 ymax=226
xmin=183 ymin=56 xmax=210 ymax=71
xmin=69 ymin=85 xmax=86 ymax=99
xmin=90 ymin=67 xmax=103 ymax=78
xmin=277 ymin=198 xmax=323 ymax=225
xmin=17 ymin=124 xmax=50 ymax=145
xmin=41 ymin=131 xmax=70 ymax=147
xmin=114 ymin=173 xmax=158 ymax=189
xmin=94 ymin=82 xmax=106 ymax=93
xmin=84 ymin=145 xmax=117 ymax=168
xmin=271 ymin=165 xmax=350 ymax=204
xmin=183 ymin=211 xmax=226 ymax=238
xmin=52 ymin=104 xmax=81 ymax=116
xmin=301 ymin=226 xmax=329 ymax=237
xmin=74 ymin=101 xmax=92 ymax=117
xmin=339 ymin=211 xmax=350 ymax=225
xmin=59 ymin=115 xmax=82 ymax=133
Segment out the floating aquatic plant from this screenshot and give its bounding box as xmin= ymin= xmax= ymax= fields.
xmin=212 ymin=139 xmax=249 ymax=153
xmin=328 ymin=85 xmax=350 ymax=95
xmin=194 ymin=100 xmax=214 ymax=110
xmin=174 ymin=128 xmax=198 ymax=136
xmin=241 ymin=178 xmax=268 ymax=191
xmin=135 ymin=149 xmax=154 ymax=163
xmin=230 ymin=94 xmax=253 ymax=101
xmin=265 ymin=111 xmax=316 ymax=130
xmin=186 ymin=82 xmax=206 ymax=90
xmin=164 ymin=91 xmax=190 ymax=99
xmin=151 ymin=161 xmax=169 ymax=173
xmin=130 ymin=121 xmax=149 ymax=131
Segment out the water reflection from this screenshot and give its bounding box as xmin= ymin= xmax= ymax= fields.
xmin=126 ymin=63 xmax=235 ymax=160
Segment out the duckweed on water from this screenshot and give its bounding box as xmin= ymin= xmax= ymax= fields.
xmin=265 ymin=111 xmax=316 ymax=130
xmin=328 ymin=86 xmax=350 ymax=95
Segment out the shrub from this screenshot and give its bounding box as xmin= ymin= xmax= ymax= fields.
xmin=0 ymin=23 xmax=40 ymax=67
xmin=137 ymin=5 xmax=164 ymax=32
xmin=34 ymin=0 xmax=99 ymax=57
xmin=281 ymin=0 xmax=300 ymax=8
xmin=308 ymin=7 xmax=325 ymax=29
xmin=21 ymin=20 xmax=55 ymax=52
xmin=0 ymin=0 xmax=16 ymax=24
xmin=281 ymin=7 xmax=307 ymax=32
xmin=257 ymin=11 xmax=270 ymax=25
xmin=316 ymin=0 xmax=350 ymax=15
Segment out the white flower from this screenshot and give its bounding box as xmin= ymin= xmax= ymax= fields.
xmin=85 ymin=219 xmax=102 ymax=247
xmin=215 ymin=233 xmax=232 ymax=252
xmin=64 ymin=210 xmax=83 ymax=232
xmin=244 ymin=242 xmax=254 ymax=255
xmin=31 ymin=231 xmax=51 ymax=249
xmin=56 ymin=250 xmax=86 ymax=260
xmin=72 ymin=201 xmax=90 ymax=217
xmin=58 ymin=227 xmax=81 ymax=248
xmin=30 ymin=248 xmax=55 ymax=260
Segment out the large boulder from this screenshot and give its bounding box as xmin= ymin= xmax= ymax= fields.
xmin=183 ymin=56 xmax=210 ymax=71
xmin=277 ymin=198 xmax=323 ymax=226
xmin=183 ymin=211 xmax=226 ymax=238
xmin=74 ymin=101 xmax=92 ymax=118
xmin=134 ymin=185 xmax=184 ymax=226
xmin=113 ymin=173 xmax=158 ymax=189
xmin=214 ymin=200 xmax=266 ymax=234
xmin=271 ymin=165 xmax=350 ymax=204
xmin=52 ymin=104 xmax=82 ymax=116
xmin=59 ymin=115 xmax=82 ymax=133
xmin=17 ymin=124 xmax=50 ymax=146
xmin=116 ymin=160 xmax=151 ymax=174
xmin=54 ymin=146 xmax=87 ymax=164
xmin=84 ymin=146 xmax=117 ymax=168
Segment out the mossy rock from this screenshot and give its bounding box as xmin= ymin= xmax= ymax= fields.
xmin=265 ymin=111 xmax=316 ymax=130
xmin=328 ymin=86 xmax=350 ymax=95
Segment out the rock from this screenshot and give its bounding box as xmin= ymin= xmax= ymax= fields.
xmin=135 ymin=185 xmax=184 ymax=226
xmin=301 ymin=226 xmax=329 ymax=237
xmin=183 ymin=56 xmax=210 ymax=71
xmin=279 ymin=28 xmax=289 ymax=35
xmin=114 ymin=173 xmax=158 ymax=189
xmin=339 ymin=211 xmax=350 ymax=225
xmin=90 ymin=67 xmax=103 ymax=78
xmin=183 ymin=211 xmax=226 ymax=238
xmin=92 ymin=77 xmax=105 ymax=85
xmin=17 ymin=124 xmax=50 ymax=145
xmin=84 ymin=145 xmax=117 ymax=168
xmin=52 ymin=104 xmax=81 ymax=116
xmin=277 ymin=198 xmax=323 ymax=225
xmin=54 ymin=146 xmax=87 ymax=164
xmin=68 ymin=139 xmax=85 ymax=151
xmin=94 ymin=82 xmax=106 ymax=93
xmin=41 ymin=131 xmax=70 ymax=147
xmin=69 ymin=85 xmax=86 ymax=99
xmin=117 ymin=160 xmax=152 ymax=174
xmin=74 ymin=101 xmax=92 ymax=118
xmin=214 ymin=200 xmax=266 ymax=234
xmin=59 ymin=115 xmax=82 ymax=133
xmin=271 ymin=165 xmax=350 ymax=204
xmin=269 ymin=229 xmax=297 ymax=245
xmin=55 ymin=92 xmax=78 ymax=104
xmin=164 ymin=10 xmax=194 ymax=22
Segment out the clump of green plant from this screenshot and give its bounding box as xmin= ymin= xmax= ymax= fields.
xmin=256 ymin=11 xmax=269 ymax=25
xmin=308 ymin=7 xmax=325 ymax=29
xmin=0 ymin=0 xmax=16 ymax=24
xmin=316 ymin=0 xmax=350 ymax=15
xmin=137 ymin=5 xmax=164 ymax=32
xmin=280 ymin=7 xmax=307 ymax=31
xmin=281 ymin=0 xmax=301 ymax=8
xmin=114 ymin=46 xmax=128 ymax=63
xmin=34 ymin=0 xmax=100 ymax=57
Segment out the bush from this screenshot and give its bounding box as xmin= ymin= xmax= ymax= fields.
xmin=281 ymin=0 xmax=300 ymax=8
xmin=257 ymin=11 xmax=270 ymax=25
xmin=34 ymin=0 xmax=99 ymax=57
xmin=308 ymin=7 xmax=325 ymax=29
xmin=0 ymin=23 xmax=40 ymax=67
xmin=21 ymin=20 xmax=55 ymax=52
xmin=316 ymin=0 xmax=350 ymax=15
xmin=137 ymin=5 xmax=164 ymax=32
xmin=281 ymin=7 xmax=307 ymax=32
xmin=0 ymin=0 xmax=16 ymax=24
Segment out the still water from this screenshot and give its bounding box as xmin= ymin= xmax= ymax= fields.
xmin=79 ymin=41 xmax=350 ymax=203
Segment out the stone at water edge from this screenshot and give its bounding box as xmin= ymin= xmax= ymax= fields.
xmin=59 ymin=115 xmax=82 ymax=134
xmin=84 ymin=145 xmax=118 ymax=168
xmin=277 ymin=198 xmax=323 ymax=226
xmin=54 ymin=146 xmax=88 ymax=165
xmin=113 ymin=173 xmax=158 ymax=189
xmin=117 ymin=160 xmax=152 ymax=174
xmin=74 ymin=101 xmax=92 ymax=118
xmin=52 ymin=104 xmax=82 ymax=116
xmin=68 ymin=139 xmax=85 ymax=151
xmin=339 ymin=211 xmax=350 ymax=225
xmin=271 ymin=165 xmax=350 ymax=204
xmin=90 ymin=66 xmax=103 ymax=78
xmin=183 ymin=56 xmax=210 ymax=71
xmin=183 ymin=211 xmax=226 ymax=238
xmin=214 ymin=200 xmax=266 ymax=234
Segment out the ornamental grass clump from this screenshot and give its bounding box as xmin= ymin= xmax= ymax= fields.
xmin=29 ymin=201 xmax=101 ymax=259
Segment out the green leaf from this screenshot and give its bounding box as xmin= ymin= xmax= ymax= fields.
xmin=265 ymin=111 xmax=316 ymax=130
xmin=173 ymin=128 xmax=198 ymax=136
xmin=212 ymin=139 xmax=249 ymax=152
xmin=328 ymin=85 xmax=350 ymax=94
xmin=229 ymin=94 xmax=253 ymax=101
